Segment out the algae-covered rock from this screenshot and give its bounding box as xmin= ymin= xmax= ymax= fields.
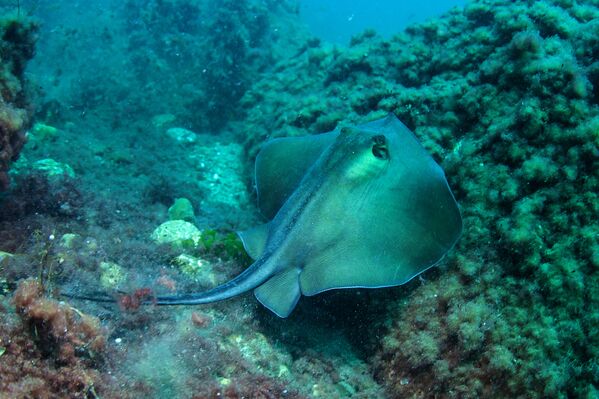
xmin=31 ymin=159 xmax=75 ymax=179
xmin=151 ymin=220 xmax=202 ymax=249
xmin=168 ymin=198 xmax=195 ymax=222
xmin=99 ymin=261 xmax=126 ymax=289
xmin=29 ymin=122 xmax=59 ymax=143
xmin=0 ymin=17 xmax=36 ymax=190
xmin=58 ymin=233 xmax=80 ymax=249
xmin=171 ymin=254 xmax=215 ymax=285
xmin=166 ymin=127 xmax=198 ymax=144
xmin=224 ymin=332 xmax=293 ymax=380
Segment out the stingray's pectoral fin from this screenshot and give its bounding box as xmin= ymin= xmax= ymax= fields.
xmin=254 ymin=267 xmax=301 ymax=318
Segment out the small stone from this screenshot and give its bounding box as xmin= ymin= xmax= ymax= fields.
xmin=32 ymin=159 xmax=76 ymax=179
xmin=30 ymin=122 xmax=59 ymax=142
xmin=172 ymin=254 xmax=216 ymax=284
xmin=311 ymin=384 xmax=321 ymax=397
xmin=339 ymin=381 xmax=356 ymax=395
xmin=166 ymin=127 xmax=198 ymax=144
xmin=99 ymin=261 xmax=126 ymax=289
xmin=151 ymin=220 xmax=202 ymax=249
xmin=278 ymin=364 xmax=290 ymax=378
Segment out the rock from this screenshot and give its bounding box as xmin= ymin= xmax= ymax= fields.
xmin=190 ymin=140 xmax=253 ymax=226
xmin=99 ymin=261 xmax=126 ymax=289
xmin=31 ymin=158 xmax=75 ymax=179
xmin=171 ymin=254 xmax=216 ymax=285
xmin=150 ymin=220 xmax=202 ymax=249
xmin=166 ymin=127 xmax=198 ymax=144
xmin=29 ymin=122 xmax=59 ymax=142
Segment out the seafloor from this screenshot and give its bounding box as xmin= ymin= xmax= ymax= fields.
xmin=0 ymin=0 xmax=597 ymax=398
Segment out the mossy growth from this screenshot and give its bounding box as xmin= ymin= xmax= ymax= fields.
xmin=171 ymin=254 xmax=216 ymax=285
xmin=168 ymin=197 xmax=195 ymax=222
xmin=237 ymin=0 xmax=598 ymax=397
xmin=99 ymin=261 xmax=127 ymax=289
xmin=29 ymin=123 xmax=59 ymax=143
xmin=195 ymin=229 xmax=251 ymax=263
xmin=151 ymin=219 xmax=249 ymax=262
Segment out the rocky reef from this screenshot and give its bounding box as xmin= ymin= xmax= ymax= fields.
xmin=237 ymin=0 xmax=598 ymax=397
xmin=0 ymin=17 xmax=36 ymax=190
xmin=0 ymin=0 xmax=597 ymax=398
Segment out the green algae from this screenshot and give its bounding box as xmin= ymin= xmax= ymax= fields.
xmin=196 ymin=229 xmax=247 ymax=260
xmin=168 ymin=198 xmax=195 ymax=222
xmin=235 ymin=0 xmax=599 ymax=397
xmin=29 ymin=123 xmax=60 ymax=143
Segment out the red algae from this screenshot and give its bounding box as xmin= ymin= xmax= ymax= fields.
xmin=0 ymin=279 xmax=140 ymax=398
xmin=117 ymin=287 xmax=155 ymax=311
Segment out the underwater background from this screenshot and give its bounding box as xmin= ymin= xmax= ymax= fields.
xmin=0 ymin=0 xmax=597 ymax=398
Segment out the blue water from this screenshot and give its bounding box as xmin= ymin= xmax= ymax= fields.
xmin=299 ymin=0 xmax=469 ymax=44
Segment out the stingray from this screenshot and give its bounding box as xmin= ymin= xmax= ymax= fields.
xmin=67 ymin=114 xmax=462 ymax=317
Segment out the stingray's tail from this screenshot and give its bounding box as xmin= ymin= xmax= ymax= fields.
xmin=153 ymin=257 xmax=272 ymax=305
xmin=62 ymin=257 xmax=273 ymax=306
xmin=61 ymin=290 xmax=125 ymax=303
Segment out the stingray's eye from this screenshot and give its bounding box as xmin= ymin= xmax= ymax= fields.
xmin=371 ymin=135 xmax=389 ymax=160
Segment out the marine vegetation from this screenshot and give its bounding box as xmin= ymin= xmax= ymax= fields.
xmin=238 ymin=0 xmax=599 ymax=396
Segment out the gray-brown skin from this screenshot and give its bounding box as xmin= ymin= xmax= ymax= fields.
xmin=150 ymin=114 xmax=462 ymax=317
